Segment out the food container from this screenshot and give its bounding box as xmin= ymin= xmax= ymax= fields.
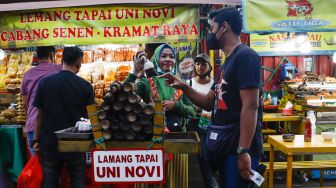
xmin=282 ymin=134 xmax=295 ymax=142
xmin=55 ymin=127 xmax=92 ymax=140
xmin=282 ymin=108 xmax=293 ymax=116
xmin=321 ymin=132 xmax=335 ymax=141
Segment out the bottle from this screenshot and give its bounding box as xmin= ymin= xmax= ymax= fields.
xmin=113 ymin=102 xmax=123 ymax=111
xmin=143 ymin=104 xmax=154 ymax=116
xmin=131 ymin=121 xmax=143 ymax=132
xmin=110 ymin=82 xmax=121 ymax=93
xmin=144 ymin=61 xmax=159 ymax=78
xmin=123 ymin=82 xmax=136 ymax=93
xmin=97 ymin=110 xmax=106 ymax=120
xmin=133 ymin=102 xmax=145 ymax=114
xmin=128 ymin=93 xmax=140 ymax=104
xmin=103 ymin=131 xmax=112 ymax=140
xmin=103 ymin=92 xmax=115 ymax=104
xmin=126 ymin=112 xmax=137 ymax=122
xmin=304 ymin=117 xmax=312 ymax=142
xmin=101 ymin=102 xmax=110 ymax=111
xmin=100 ymin=119 xmax=110 ymax=130
xmin=125 ymin=130 xmax=136 ymax=141
xmin=123 ymin=102 xmax=133 ymax=112
xmin=118 ymin=92 xmax=128 ymax=102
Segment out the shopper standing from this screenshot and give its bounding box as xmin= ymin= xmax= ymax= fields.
xmin=33 ymin=47 xmax=94 ymax=188
xmin=160 ymin=8 xmax=263 ymax=188
xmin=190 ymin=53 xmax=217 ymax=188
xmin=21 ymin=46 xmax=61 ymax=156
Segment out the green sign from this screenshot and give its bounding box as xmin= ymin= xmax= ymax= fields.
xmin=0 ymin=5 xmax=199 ymax=48
xmin=242 ymin=0 xmax=336 ymax=33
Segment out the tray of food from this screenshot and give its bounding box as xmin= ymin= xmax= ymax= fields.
xmin=55 ymin=127 xmax=93 ymax=140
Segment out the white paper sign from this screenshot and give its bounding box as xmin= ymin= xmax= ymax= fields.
xmin=93 ymin=149 xmax=164 ymax=183
xmin=178 ymin=57 xmax=194 ymax=74
xmin=250 ymin=170 xmax=265 ymax=187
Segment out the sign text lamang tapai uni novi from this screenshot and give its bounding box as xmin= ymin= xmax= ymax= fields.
xmin=92 ymin=149 xmax=165 ymax=183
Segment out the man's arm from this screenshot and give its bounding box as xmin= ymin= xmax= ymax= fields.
xmin=33 ymin=108 xmax=43 ymax=152
xmin=238 ymin=87 xmax=259 ymax=180
xmin=159 ymin=73 xmax=215 ymax=111
xmin=239 ymin=88 xmax=259 ymax=148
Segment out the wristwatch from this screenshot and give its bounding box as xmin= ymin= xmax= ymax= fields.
xmin=237 ymin=146 xmax=250 ymax=154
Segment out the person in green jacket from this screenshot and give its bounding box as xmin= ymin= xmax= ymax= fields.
xmin=125 ymin=43 xmax=196 ymax=132
xmin=126 ymin=43 xmax=195 ymax=188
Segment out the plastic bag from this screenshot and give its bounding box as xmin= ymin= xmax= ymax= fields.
xmin=17 ymin=155 xmax=43 ymax=188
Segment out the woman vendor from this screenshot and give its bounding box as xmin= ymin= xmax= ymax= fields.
xmin=125 ymin=43 xmax=196 ymax=188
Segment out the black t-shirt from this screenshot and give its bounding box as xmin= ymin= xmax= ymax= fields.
xmin=33 ymin=70 xmax=95 ymax=156
xmin=211 ymin=44 xmax=263 ymax=156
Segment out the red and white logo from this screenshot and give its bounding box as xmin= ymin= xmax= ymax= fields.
xmin=286 ymin=0 xmax=313 ymax=19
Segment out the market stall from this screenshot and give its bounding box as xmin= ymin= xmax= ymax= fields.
xmin=243 ymin=0 xmax=336 ymax=185
xmin=0 ymin=3 xmax=203 ymax=186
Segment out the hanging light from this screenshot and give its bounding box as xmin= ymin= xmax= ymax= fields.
xmin=295 ymin=32 xmax=308 ymax=44
xmin=0 ymin=49 xmax=4 ymax=60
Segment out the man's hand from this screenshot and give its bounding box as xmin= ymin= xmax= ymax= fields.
xmin=162 ymin=100 xmax=176 ymax=111
xmin=33 ymin=142 xmax=40 ymax=152
xmin=158 ymin=73 xmax=187 ymax=90
xmin=238 ymin=153 xmax=253 ymax=181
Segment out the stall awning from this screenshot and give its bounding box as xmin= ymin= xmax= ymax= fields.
xmin=0 ymin=0 xmax=241 ymax=12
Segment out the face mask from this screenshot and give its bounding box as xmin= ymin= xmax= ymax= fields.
xmin=206 ymin=32 xmax=221 ymax=50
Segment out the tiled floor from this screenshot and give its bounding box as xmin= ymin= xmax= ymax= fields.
xmin=188 ymin=154 xmax=336 ymax=188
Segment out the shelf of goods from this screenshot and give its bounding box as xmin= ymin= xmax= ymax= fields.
xmin=74 ymin=44 xmax=136 ymax=106
xmin=57 ymin=82 xmax=200 ymax=154
xmin=0 ymin=51 xmax=32 ymax=124
xmin=282 ymin=74 xmax=336 ymax=113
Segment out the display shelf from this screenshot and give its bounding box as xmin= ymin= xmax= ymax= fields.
xmin=58 ymin=132 xmax=200 ymax=154
xmin=304 ymin=106 xmax=336 ymax=112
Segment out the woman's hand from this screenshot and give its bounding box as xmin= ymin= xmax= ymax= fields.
xmin=162 ymin=100 xmax=176 ymax=111
xmin=132 ymin=52 xmax=146 ymax=75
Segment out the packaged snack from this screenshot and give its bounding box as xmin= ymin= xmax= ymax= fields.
xmin=83 ymin=50 xmax=93 ymax=63
xmin=114 ymin=48 xmax=123 ymax=62
xmin=21 ymin=52 xmax=33 ymax=65
xmin=94 ymin=48 xmax=104 ymax=62
xmin=104 ymin=49 xmax=114 ymax=62
xmin=55 ymin=48 xmax=63 ymax=64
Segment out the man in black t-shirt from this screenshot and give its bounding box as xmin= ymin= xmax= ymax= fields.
xmin=160 ymin=8 xmax=262 ymax=188
xmin=33 ymin=47 xmax=95 ymax=188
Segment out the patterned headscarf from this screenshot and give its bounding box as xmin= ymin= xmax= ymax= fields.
xmin=150 ymin=43 xmax=177 ymax=75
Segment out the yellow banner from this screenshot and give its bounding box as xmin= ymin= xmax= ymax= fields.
xmin=250 ymin=32 xmax=336 ymax=56
xmin=0 ymin=5 xmax=199 ymax=48
xmin=243 ymin=0 xmax=336 ymax=33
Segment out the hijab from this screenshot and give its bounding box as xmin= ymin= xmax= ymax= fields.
xmin=150 ymin=43 xmax=177 ymax=75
